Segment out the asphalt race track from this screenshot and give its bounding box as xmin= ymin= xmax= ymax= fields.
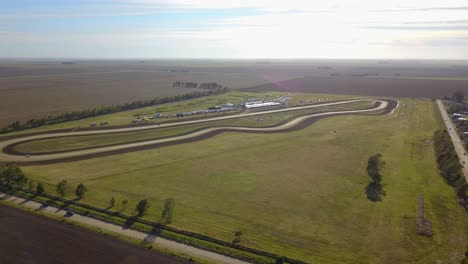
xmin=0 ymin=99 xmax=398 ymax=165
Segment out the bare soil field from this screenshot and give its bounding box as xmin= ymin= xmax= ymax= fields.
xmin=0 ymin=60 xmax=311 ymax=127
xmin=0 ymin=204 xmax=189 ymax=264
xmin=1 ymin=59 xmax=467 ymax=127
xmin=244 ymin=75 xmax=468 ymax=98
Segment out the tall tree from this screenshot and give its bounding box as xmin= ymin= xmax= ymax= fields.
xmin=161 ymin=198 xmax=175 ymax=224
xmin=366 ymin=154 xmax=385 ymax=184
xmin=110 ymin=197 xmax=115 ymax=208
xmin=365 ymin=154 xmax=386 ymax=202
xmin=275 ymin=257 xmax=285 ymax=264
xmin=14 ymin=174 xmax=28 ymax=189
xmin=136 ymin=199 xmax=149 ymax=217
xmin=36 ymin=183 xmax=45 ymax=195
xmin=3 ymin=165 xmax=23 ymax=187
xmin=56 ymin=180 xmax=67 ymax=197
xmin=27 ymin=180 xmax=35 ymax=192
xmin=75 ymin=183 xmax=87 ymax=199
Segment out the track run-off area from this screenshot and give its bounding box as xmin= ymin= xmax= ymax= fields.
xmin=0 ymin=99 xmax=397 ymax=165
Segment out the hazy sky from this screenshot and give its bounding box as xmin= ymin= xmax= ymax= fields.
xmin=1 ymin=0 xmax=468 ymax=59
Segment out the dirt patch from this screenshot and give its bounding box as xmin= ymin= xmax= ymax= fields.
xmin=0 ymin=204 xmax=189 ymax=264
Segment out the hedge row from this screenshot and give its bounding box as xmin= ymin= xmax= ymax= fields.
xmin=1 ymin=88 xmax=228 ymax=134
xmin=433 ymin=130 xmax=468 ymax=211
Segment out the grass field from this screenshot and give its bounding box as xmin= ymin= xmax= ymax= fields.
xmin=13 ymin=100 xmax=376 ymax=154
xmin=19 ymin=94 xmax=468 ymax=263
xmin=0 ymin=91 xmax=352 ymax=138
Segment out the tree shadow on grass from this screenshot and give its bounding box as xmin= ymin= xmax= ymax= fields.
xmin=56 ymin=200 xmax=72 ymax=213
xmin=365 ymin=182 xmax=386 ymax=202
xmin=141 ymin=226 xmax=162 ymax=245
xmin=123 ymin=216 xmax=138 ymax=230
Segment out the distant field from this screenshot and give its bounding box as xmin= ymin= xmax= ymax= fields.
xmin=0 ymin=204 xmax=187 ymax=264
xmin=2 ymin=59 xmax=468 ymax=127
xmin=21 ymin=94 xmax=467 ymax=263
xmin=0 ymin=61 xmax=306 ymax=127
xmin=244 ymin=75 xmax=468 ymax=98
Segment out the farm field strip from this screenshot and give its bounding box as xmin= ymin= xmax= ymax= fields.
xmin=0 ymin=99 xmax=394 ymax=164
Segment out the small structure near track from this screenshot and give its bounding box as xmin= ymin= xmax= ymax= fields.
xmin=244 ymin=101 xmax=281 ymax=109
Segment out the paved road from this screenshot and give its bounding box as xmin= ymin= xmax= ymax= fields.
xmin=0 ymin=192 xmax=248 ymax=264
xmin=0 ymin=99 xmax=388 ymax=163
xmin=436 ymin=100 xmax=468 ymax=182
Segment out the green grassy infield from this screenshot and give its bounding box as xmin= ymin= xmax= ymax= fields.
xmin=14 ymin=100 xmax=376 ymax=154
xmin=15 ymin=92 xmax=467 ymax=264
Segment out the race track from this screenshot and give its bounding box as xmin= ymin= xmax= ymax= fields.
xmin=0 ymin=99 xmax=397 ymax=165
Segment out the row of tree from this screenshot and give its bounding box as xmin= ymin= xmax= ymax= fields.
xmin=172 ymin=81 xmax=225 ymax=89
xmin=55 ymin=180 xmax=88 ymax=199
xmin=0 ymin=163 xmax=177 ymax=221
xmin=1 ymin=88 xmax=228 ymax=134
xmin=433 ymin=130 xmax=468 ymax=211
xmin=109 ymin=196 xmax=175 ymax=222
xmin=0 ymin=164 xmax=89 ymax=200
xmin=0 ymin=164 xmax=32 ymax=190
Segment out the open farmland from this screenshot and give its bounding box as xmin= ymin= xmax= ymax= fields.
xmin=0 ymin=204 xmax=189 ymax=264
xmin=244 ymin=75 xmax=468 ymax=98
xmin=2 ymin=59 xmax=468 ymax=127
xmin=10 ymin=93 xmax=466 ymax=264
xmin=0 ymin=60 xmax=312 ymax=127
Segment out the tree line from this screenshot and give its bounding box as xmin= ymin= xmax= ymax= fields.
xmin=0 ymin=163 xmax=177 ymax=221
xmin=172 ymin=81 xmax=225 ymax=89
xmin=365 ymin=153 xmax=386 ymax=202
xmin=0 ymin=163 xmax=309 ymax=264
xmin=0 ymin=164 xmax=88 ymax=200
xmin=1 ymin=87 xmax=228 ymax=134
xmin=433 ymin=130 xmax=468 ymax=211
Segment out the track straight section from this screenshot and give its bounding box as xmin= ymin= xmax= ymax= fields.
xmin=0 ymin=99 xmax=397 ymax=164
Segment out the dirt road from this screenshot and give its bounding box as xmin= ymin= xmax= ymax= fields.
xmin=436 ymin=100 xmax=468 ymax=182
xmin=0 ymin=191 xmax=248 ymax=264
